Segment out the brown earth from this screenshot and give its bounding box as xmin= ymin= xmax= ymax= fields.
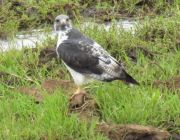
xmin=41 ymin=79 xmax=75 ymax=93
xmin=69 ymin=92 xmax=102 ymax=121
xmin=23 ymin=47 xmax=57 ymax=66
xmin=38 ymin=47 xmax=57 ymax=65
xmin=18 ymin=87 xmax=43 ymax=103
xmin=126 ymin=46 xmax=156 ymax=62
xmin=153 ymin=76 xmax=180 ymax=91
xmin=96 ymin=123 xmax=170 ymax=140
xmin=17 ymin=79 xmax=75 ymax=103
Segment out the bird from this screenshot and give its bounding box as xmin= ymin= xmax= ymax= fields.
xmin=54 ymin=15 xmax=139 ymax=101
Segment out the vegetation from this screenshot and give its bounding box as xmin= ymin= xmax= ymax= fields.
xmin=0 ymin=0 xmax=180 ymax=139
xmin=0 ymin=0 xmax=179 ymax=38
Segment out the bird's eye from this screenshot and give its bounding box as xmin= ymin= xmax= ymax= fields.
xmin=56 ymin=19 xmax=60 ymax=23
xmin=66 ymin=18 xmax=69 ymax=22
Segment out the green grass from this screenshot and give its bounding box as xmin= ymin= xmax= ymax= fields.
xmin=0 ymin=90 xmax=104 ymax=140
xmin=0 ymin=15 xmax=180 ymax=139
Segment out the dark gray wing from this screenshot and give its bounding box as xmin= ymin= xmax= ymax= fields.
xmin=57 ymin=40 xmax=104 ymax=75
xmin=58 ymin=37 xmax=124 ymax=78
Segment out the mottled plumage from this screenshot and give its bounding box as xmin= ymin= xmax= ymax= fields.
xmin=54 ymin=15 xmax=139 ymax=86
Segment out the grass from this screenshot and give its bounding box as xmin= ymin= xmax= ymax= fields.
xmin=0 ymin=12 xmax=180 ymax=139
xmin=0 ymin=90 xmax=104 ymax=139
xmin=0 ymin=0 xmax=179 ymax=38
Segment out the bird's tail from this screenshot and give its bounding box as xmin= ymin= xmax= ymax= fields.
xmin=119 ymin=70 xmax=139 ymax=85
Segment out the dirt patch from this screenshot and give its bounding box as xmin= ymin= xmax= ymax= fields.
xmin=23 ymin=46 xmax=57 ymax=65
xmin=41 ymin=79 xmax=75 ymax=93
xmin=18 ymin=87 xmax=43 ymax=103
xmin=96 ymin=123 xmax=170 ymax=140
xmin=126 ymin=46 xmax=156 ymax=62
xmin=17 ymin=79 xmax=75 ymax=102
xmin=38 ymin=47 xmax=57 ymax=65
xmin=69 ymin=91 xmax=88 ymax=109
xmin=69 ymin=92 xmax=101 ymax=121
xmin=153 ymin=76 xmax=180 ymax=91
xmin=24 ymin=47 xmax=68 ymax=78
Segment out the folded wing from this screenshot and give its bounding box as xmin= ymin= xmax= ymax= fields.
xmin=57 ymin=39 xmax=139 ymax=84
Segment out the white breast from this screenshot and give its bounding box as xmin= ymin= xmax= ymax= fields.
xmin=64 ymin=63 xmax=92 ymax=86
xmin=56 ymin=29 xmax=93 ymax=85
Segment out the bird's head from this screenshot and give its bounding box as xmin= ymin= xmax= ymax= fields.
xmin=54 ymin=15 xmax=72 ymax=32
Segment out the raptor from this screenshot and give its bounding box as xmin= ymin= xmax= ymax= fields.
xmin=54 ymin=15 xmax=139 ymax=101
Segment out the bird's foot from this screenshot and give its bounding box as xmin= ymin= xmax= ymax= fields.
xmin=69 ymin=90 xmax=89 ymax=110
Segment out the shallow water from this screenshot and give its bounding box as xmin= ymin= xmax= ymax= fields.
xmin=0 ymin=20 xmax=137 ymax=52
xmin=0 ymin=30 xmax=57 ymax=52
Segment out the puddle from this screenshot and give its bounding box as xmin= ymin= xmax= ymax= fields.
xmin=82 ymin=19 xmax=137 ymax=32
xmin=0 ymin=29 xmax=57 ymax=52
xmin=105 ymin=20 xmax=137 ymax=32
xmin=0 ymin=20 xmax=137 ymax=52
